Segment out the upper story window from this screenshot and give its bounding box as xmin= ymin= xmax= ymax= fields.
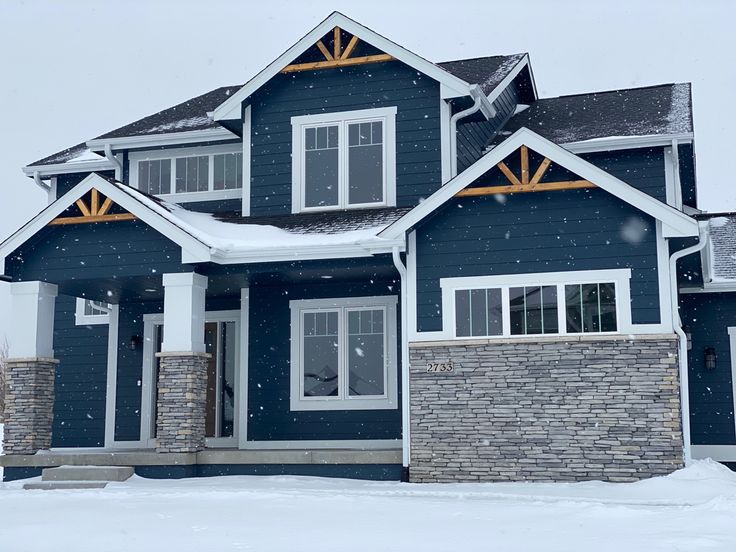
xmin=291 ymin=107 xmax=397 ymax=213
xmin=440 ymin=269 xmax=632 ymax=339
xmin=130 ymin=144 xmax=243 ymax=202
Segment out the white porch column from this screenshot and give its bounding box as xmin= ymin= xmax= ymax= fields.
xmin=4 ymin=281 xmax=58 ymax=455
xmin=161 ymin=272 xmax=208 ymax=353
xmin=156 ymin=272 xmax=209 ymax=453
xmin=9 ymin=281 xmax=58 ymax=359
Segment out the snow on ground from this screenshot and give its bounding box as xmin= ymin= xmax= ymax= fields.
xmin=1 ymin=460 xmax=735 ymax=551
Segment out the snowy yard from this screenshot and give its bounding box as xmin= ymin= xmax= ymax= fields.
xmin=0 ymin=457 xmax=734 ymax=551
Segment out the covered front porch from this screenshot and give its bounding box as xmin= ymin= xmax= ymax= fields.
xmin=0 ymin=176 xmax=406 ymax=480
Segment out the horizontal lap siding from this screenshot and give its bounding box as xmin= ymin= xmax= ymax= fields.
xmin=581 ymin=148 xmax=666 ymax=202
xmin=415 ymin=188 xmax=660 ymax=332
xmin=680 ymin=292 xmax=736 ymax=445
xmin=56 ymin=171 xmax=115 ymax=197
xmin=248 ymin=280 xmax=401 ymax=441
xmin=51 ymin=295 xmax=107 ymax=447
xmin=250 ymin=62 xmax=441 ymax=215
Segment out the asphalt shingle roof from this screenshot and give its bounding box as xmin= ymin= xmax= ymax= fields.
xmin=437 ymin=54 xmax=527 ymax=95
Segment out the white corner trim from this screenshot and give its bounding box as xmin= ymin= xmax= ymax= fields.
xmin=288 ymin=295 xmax=398 ymax=412
xmin=242 ymin=105 xmax=252 ymax=216
xmin=407 ymin=231 xmax=418 ymax=340
xmin=104 ymin=305 xmax=121 ymax=449
xmin=213 ymin=12 xmax=473 ymax=122
xmin=656 ymin=222 xmax=674 ymax=333
xmin=728 ymin=327 xmax=736 ymax=443
xmin=74 ymin=298 xmax=111 ymax=326
xmin=379 ymin=127 xmax=699 ymax=240
xmin=238 ymin=289 xmax=250 ymax=448
xmin=439 ymin=99 xmax=452 ymax=184
xmin=290 ymin=106 xmax=397 ymax=214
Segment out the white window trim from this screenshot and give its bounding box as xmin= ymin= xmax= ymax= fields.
xmin=289 ymin=295 xmax=398 ymax=411
xmin=75 ymin=298 xmax=111 ymax=326
xmin=439 ymin=268 xmax=634 ymax=340
xmin=727 ymin=327 xmax=736 ymax=441
xmin=290 ymin=107 xmax=397 ymax=214
xmin=129 ymin=143 xmax=244 ymax=203
xmin=141 ymin=310 xmax=241 ymax=449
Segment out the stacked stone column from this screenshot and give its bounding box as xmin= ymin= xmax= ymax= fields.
xmin=3 ymin=358 xmax=57 ymax=454
xmin=155 ymin=352 xmax=210 ymax=453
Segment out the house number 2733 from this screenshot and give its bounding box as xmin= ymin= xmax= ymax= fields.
xmin=426 ymin=362 xmax=454 ymax=373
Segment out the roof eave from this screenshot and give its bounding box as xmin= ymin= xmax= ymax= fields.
xmin=86 ymin=127 xmax=238 ymax=152
xmin=563 ymin=132 xmax=695 ymax=154
xmin=22 ymin=160 xmax=117 ymax=178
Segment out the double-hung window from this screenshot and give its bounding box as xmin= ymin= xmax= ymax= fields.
xmin=291 ymin=107 xmax=397 ymax=213
xmin=131 ymin=144 xmax=243 ymax=202
xmin=441 ymin=269 xmax=632 ymax=339
xmin=289 ymin=296 xmax=398 ymax=411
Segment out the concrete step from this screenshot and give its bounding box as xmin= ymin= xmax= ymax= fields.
xmin=24 ymin=481 xmax=108 ymax=491
xmin=41 ymin=465 xmax=134 ymax=482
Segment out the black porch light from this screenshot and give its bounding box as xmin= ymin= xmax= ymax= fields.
xmin=704 ymin=347 xmax=717 ymax=371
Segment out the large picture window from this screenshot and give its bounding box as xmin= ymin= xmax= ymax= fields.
xmin=291 ymin=107 xmax=397 ymax=213
xmin=441 ymin=269 xmax=632 ymax=339
xmin=289 ymin=296 xmax=398 ymax=411
xmin=131 ymin=145 xmax=243 ymax=202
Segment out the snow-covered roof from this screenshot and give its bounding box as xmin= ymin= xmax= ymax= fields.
xmin=494 ymin=83 xmax=693 ymax=145
xmin=704 ymin=214 xmax=736 ymax=282
xmin=27 ymin=142 xmax=107 ymax=167
xmin=437 ymin=54 xmax=527 ymax=96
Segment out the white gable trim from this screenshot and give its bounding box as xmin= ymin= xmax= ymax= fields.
xmin=0 ymin=173 xmax=213 ymax=272
xmin=213 ymin=12 xmax=476 ymax=122
xmin=379 ymin=127 xmax=699 ymax=240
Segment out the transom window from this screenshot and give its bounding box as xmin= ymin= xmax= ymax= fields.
xmin=441 ymin=269 xmax=632 ymax=339
xmin=289 ymin=296 xmax=398 ymax=411
xmin=131 ymin=145 xmax=243 ymax=202
xmin=75 ymin=298 xmax=111 ymax=325
xmin=291 ymin=107 xmax=397 ymax=213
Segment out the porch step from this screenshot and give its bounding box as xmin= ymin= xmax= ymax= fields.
xmin=23 ymin=481 xmax=108 ymax=491
xmin=41 ymin=465 xmax=134 ymax=482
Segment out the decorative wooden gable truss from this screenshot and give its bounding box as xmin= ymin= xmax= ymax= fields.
xmin=49 ymin=188 xmax=137 ymax=226
xmin=456 ymin=145 xmax=596 ymax=197
xmin=282 ymin=26 xmax=394 ymax=73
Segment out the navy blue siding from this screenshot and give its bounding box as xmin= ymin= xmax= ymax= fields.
xmin=680 ymin=292 xmax=736 ymax=446
xmin=56 ymin=171 xmax=115 ymax=197
xmin=248 ymin=280 xmax=401 ymax=441
xmin=581 ymin=148 xmax=667 ymax=203
xmin=679 ymin=143 xmax=697 ymax=208
xmin=51 ymin=295 xmax=107 ymax=447
xmin=415 ymin=188 xmax=660 ymax=332
xmin=249 ymin=61 xmax=441 ymax=215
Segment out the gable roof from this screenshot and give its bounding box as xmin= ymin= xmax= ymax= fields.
xmin=212 ymin=11 xmax=508 ymax=122
xmin=437 ymin=54 xmax=527 ymax=96
xmin=494 ymin=83 xmax=693 ymax=147
xmin=380 ymin=127 xmax=699 ymax=240
xmin=0 ymin=174 xmax=405 ymax=275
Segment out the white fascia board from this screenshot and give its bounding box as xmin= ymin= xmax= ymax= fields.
xmin=380 ymin=127 xmax=699 ymax=240
xmin=485 ymin=54 xmax=531 ymax=107
xmin=563 ymin=132 xmax=695 ymax=154
xmin=213 ymin=12 xmax=473 ymax=122
xmin=0 ymin=174 xmax=212 ymax=268
xmin=86 ymin=127 xmax=237 ymax=152
xmin=22 ymin=160 xmax=117 ymax=177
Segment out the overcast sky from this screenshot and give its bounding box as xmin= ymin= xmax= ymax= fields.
xmin=0 ymin=0 xmax=733 ymax=339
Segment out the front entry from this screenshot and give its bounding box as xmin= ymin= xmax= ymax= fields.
xmin=141 ymin=311 xmax=240 ymax=448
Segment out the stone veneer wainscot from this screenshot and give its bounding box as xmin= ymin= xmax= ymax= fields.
xmin=409 ymin=334 xmax=683 ymax=483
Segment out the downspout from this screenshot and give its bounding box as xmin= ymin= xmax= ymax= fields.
xmin=392 ymin=245 xmax=410 ymax=481
xmin=32 ymin=170 xmax=50 ymax=190
xmin=104 ymin=144 xmax=123 ymax=181
xmin=449 ymin=86 xmax=483 ymax=178
xmin=668 ymin=221 xmax=708 ymax=467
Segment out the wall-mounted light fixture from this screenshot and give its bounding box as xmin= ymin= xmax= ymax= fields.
xmin=704 ymin=347 xmax=717 ymax=371
xmin=682 ymin=325 xmax=693 ymax=351
xmin=129 ymin=335 xmax=142 ymax=351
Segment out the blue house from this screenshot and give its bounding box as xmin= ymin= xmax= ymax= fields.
xmin=1 ymin=12 xmax=729 ymax=483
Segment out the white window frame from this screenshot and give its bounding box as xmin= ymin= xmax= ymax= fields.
xmin=440 ymin=269 xmax=633 ymax=340
xmin=289 ymin=295 xmax=398 ymax=411
xmin=129 ymin=143 xmax=244 ymax=203
xmin=291 ymin=107 xmax=397 ymax=214
xmin=75 ymin=298 xmax=111 ymax=326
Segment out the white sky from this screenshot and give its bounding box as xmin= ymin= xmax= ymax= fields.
xmin=0 ymin=0 xmax=734 ymax=338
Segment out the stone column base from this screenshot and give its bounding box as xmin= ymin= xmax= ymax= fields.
xmin=155 ymin=352 xmax=209 ymax=453
xmin=3 ymin=358 xmax=58 ymax=455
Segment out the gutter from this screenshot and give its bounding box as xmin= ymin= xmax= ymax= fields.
xmin=392 ymin=245 xmax=411 ymax=481
xmin=668 ymin=220 xmax=708 ymax=467
xmin=32 ymin=170 xmax=51 ymax=191
xmin=104 ymin=144 xmax=123 ymax=181
xmin=449 ymin=86 xmax=484 ymax=178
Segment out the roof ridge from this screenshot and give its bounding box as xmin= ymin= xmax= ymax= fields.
xmin=538 ymin=82 xmax=690 ymax=101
